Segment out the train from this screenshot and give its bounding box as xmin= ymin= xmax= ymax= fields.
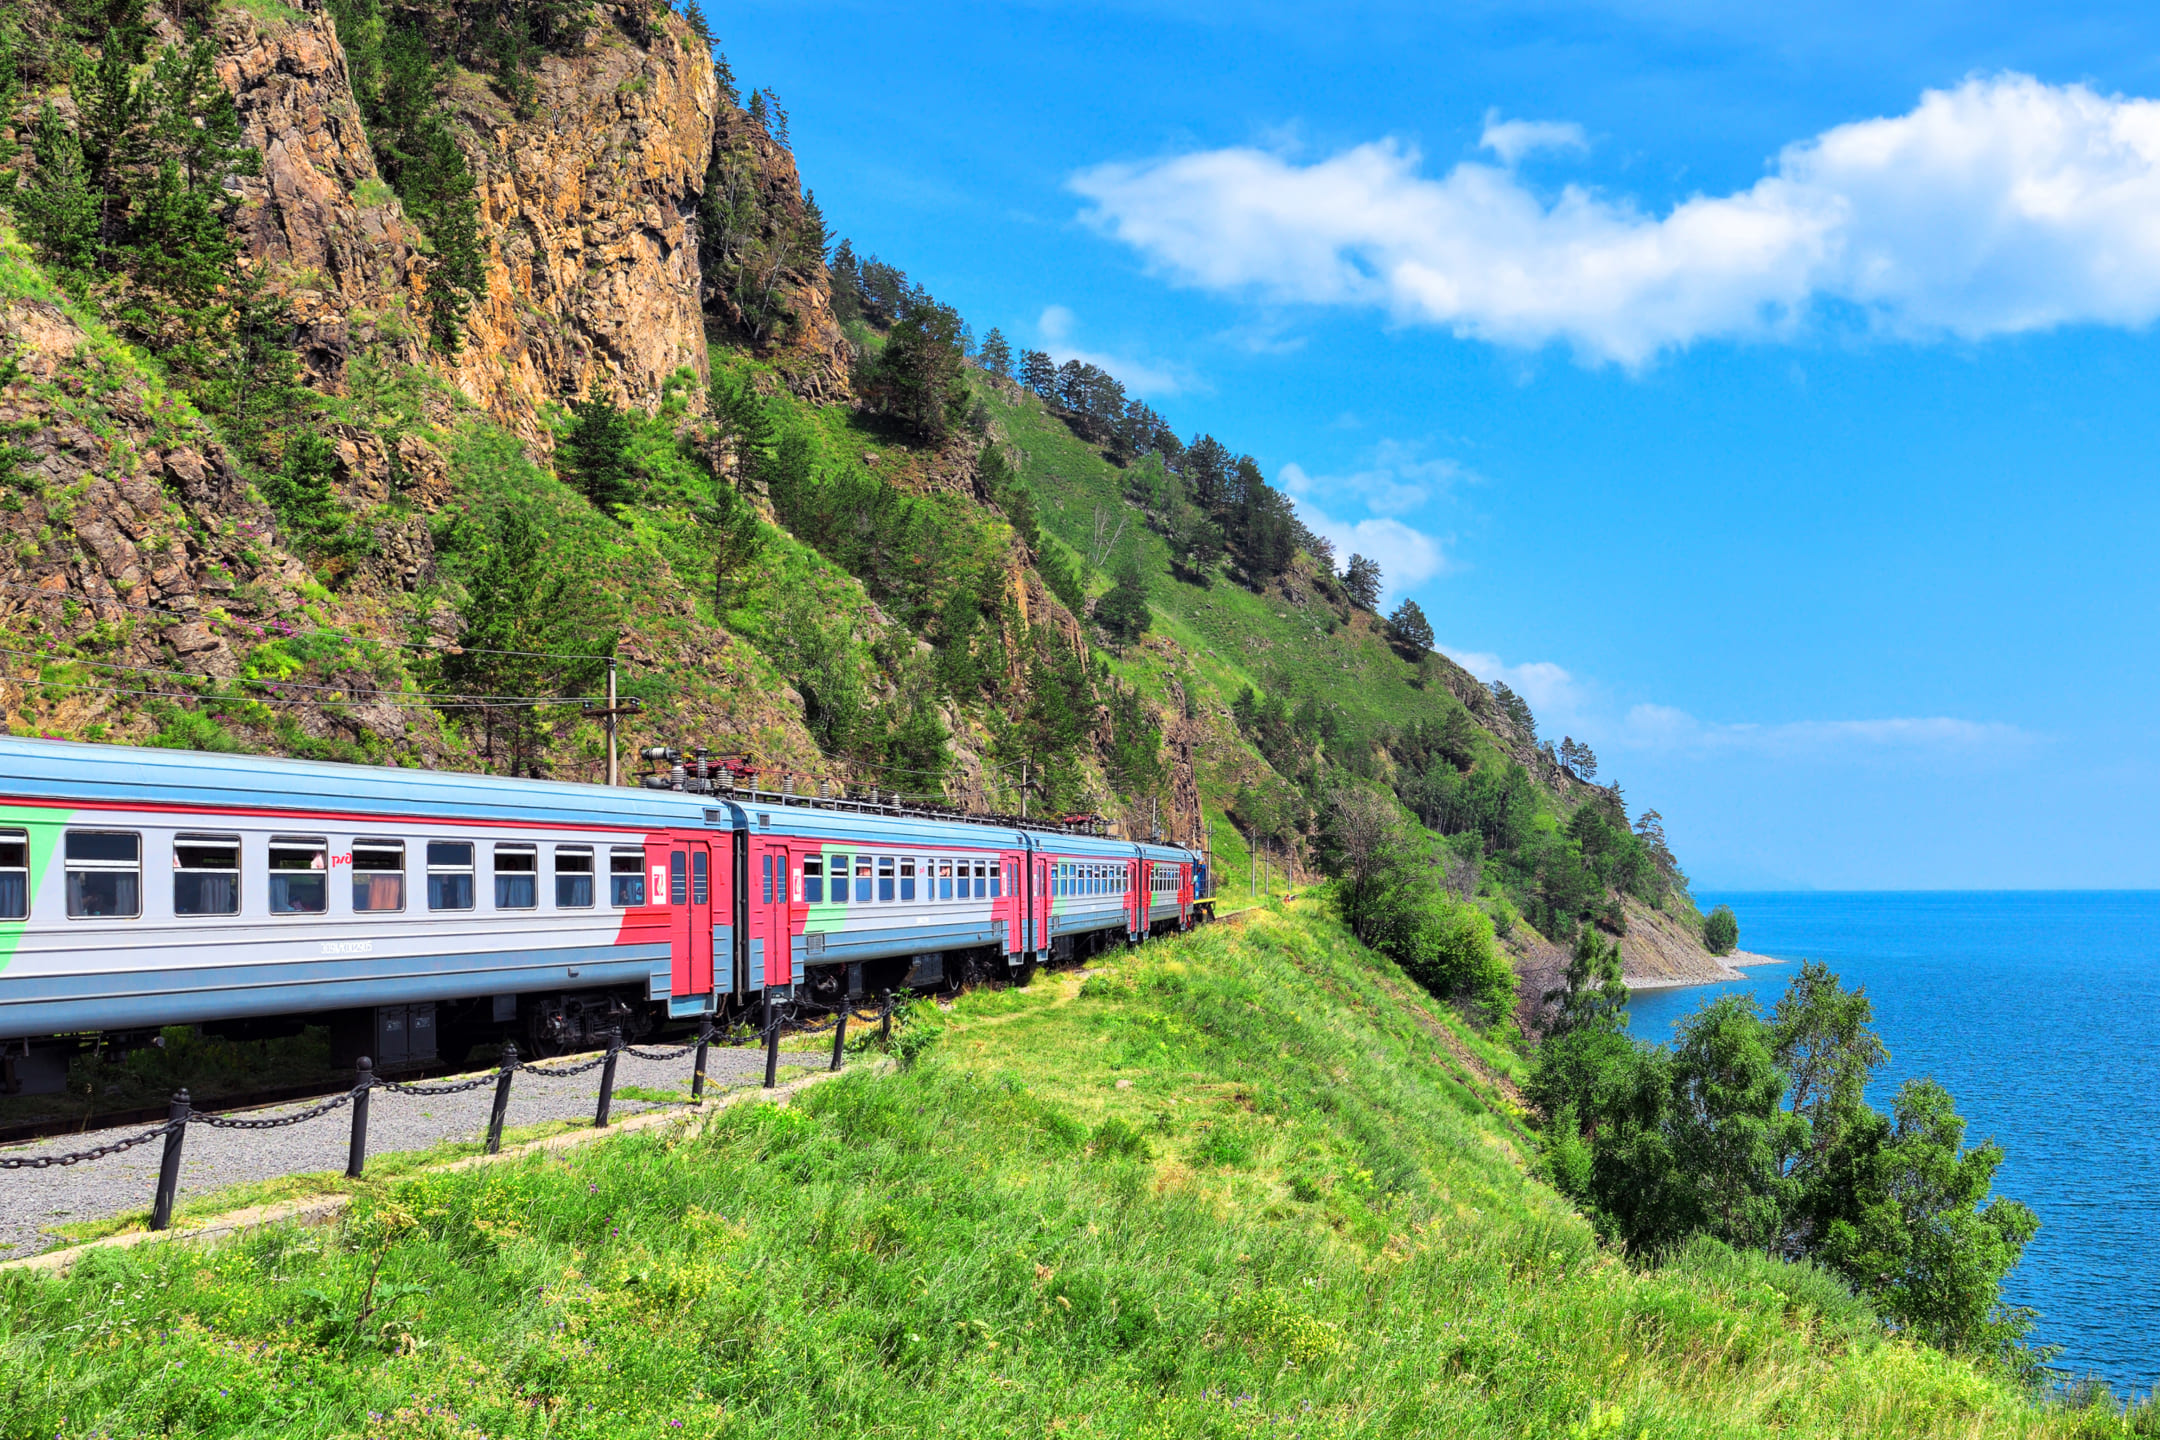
xmin=0 ymin=737 xmax=1214 ymax=1094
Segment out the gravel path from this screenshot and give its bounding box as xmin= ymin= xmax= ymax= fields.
xmin=0 ymin=1042 xmax=811 ymax=1261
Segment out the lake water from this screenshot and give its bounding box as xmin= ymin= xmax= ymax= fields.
xmin=1626 ymin=891 xmax=2159 ymax=1394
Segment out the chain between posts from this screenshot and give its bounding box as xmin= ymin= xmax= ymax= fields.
xmin=1 ymin=993 xmax=903 ymax=1173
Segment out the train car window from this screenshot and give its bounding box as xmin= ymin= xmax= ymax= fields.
xmin=427 ymin=841 xmax=475 ymax=911
xmin=937 ymin=860 xmax=952 ymax=901
xmin=269 ymin=836 xmax=328 ymax=915
xmin=555 ymin=847 xmax=594 ymax=908
xmin=802 ymin=857 xmax=823 ymax=903
xmin=352 ymin=840 xmax=404 ymax=912
xmin=826 ymin=854 xmax=846 ymax=907
xmin=854 ymin=857 xmax=871 ymax=903
xmin=693 ymin=850 xmax=709 ymax=906
xmin=611 ymin=849 xmax=646 ymax=906
xmin=65 ymin=831 xmax=140 ymax=919
xmin=878 ymin=856 xmax=896 ymax=902
xmin=900 ymin=859 xmax=916 ymax=902
xmin=759 ymin=853 xmax=772 ymax=905
xmin=669 ymin=851 xmax=688 ymax=906
xmin=0 ymin=829 xmax=26 ymax=920
xmin=991 ymin=862 xmax=1004 ymax=899
xmin=976 ymin=862 xmax=988 ymax=898
xmin=173 ymin=833 xmax=240 ymax=917
xmin=496 ymin=845 xmax=538 ymax=910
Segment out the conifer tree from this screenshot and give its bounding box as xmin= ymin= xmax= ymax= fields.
xmin=978 ymin=326 xmax=1012 ymax=379
xmin=1018 ymin=348 xmax=1056 ymax=399
xmin=559 ymin=387 xmax=641 ymax=514
xmin=1387 ymin=598 xmax=1434 ymax=655
xmin=1095 ymin=557 xmax=1151 ymax=644
xmin=1343 ymin=553 xmax=1382 ymax=610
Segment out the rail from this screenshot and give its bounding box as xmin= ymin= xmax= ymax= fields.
xmin=0 ymin=995 xmax=898 ymax=1234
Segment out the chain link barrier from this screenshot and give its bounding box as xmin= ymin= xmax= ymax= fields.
xmin=376 ymin=1072 xmax=503 ymax=1097
xmin=0 ymin=991 xmax=905 ymax=1176
xmin=190 ymin=1088 xmax=360 ymax=1130
xmin=0 ymin=1119 xmax=183 ymax=1169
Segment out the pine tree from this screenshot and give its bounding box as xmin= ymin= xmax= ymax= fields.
xmin=1018 ymin=348 xmax=1056 ymax=398
xmin=1387 ymin=598 xmax=1434 ymax=655
xmin=1095 ymin=557 xmax=1151 ymax=644
xmin=978 ymin=326 xmax=1012 ymax=379
xmin=559 ymin=388 xmax=641 ymax=514
xmin=1343 ymin=553 xmax=1382 ymax=610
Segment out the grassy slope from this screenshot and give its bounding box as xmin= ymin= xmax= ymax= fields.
xmin=0 ymin=903 xmax=2100 ymax=1439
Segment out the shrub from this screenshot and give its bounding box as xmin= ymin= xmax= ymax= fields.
xmin=1703 ymin=904 xmax=1739 ymax=956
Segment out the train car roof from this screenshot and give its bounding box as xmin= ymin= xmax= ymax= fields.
xmin=0 ymin=736 xmax=724 ymax=830
xmin=729 ymin=799 xmax=1029 ymax=850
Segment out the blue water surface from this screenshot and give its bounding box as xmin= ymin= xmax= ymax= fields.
xmin=1625 ymin=892 xmax=2160 ymax=1392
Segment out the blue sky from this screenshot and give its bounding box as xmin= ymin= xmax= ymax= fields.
xmin=722 ymin=0 xmax=2160 ymax=889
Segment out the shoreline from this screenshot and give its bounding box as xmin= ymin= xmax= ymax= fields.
xmin=1623 ymin=951 xmax=1786 ymax=994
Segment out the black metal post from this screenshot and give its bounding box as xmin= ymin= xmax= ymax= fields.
xmin=595 ymin=1029 xmax=621 ymax=1128
xmin=830 ymin=1007 xmax=848 ymax=1072
xmin=880 ymin=992 xmax=892 ymax=1044
xmin=149 ymin=1088 xmax=190 ymax=1232
xmin=486 ymin=1042 xmax=517 ymax=1155
xmin=346 ymin=1057 xmax=373 ymax=1178
xmin=762 ymin=996 xmax=780 ymax=1089
xmin=691 ymin=1020 xmax=711 ymax=1100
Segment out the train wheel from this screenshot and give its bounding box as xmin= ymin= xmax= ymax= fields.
xmin=1012 ymin=954 xmax=1038 ymax=988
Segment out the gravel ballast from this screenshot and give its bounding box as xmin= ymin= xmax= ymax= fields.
xmin=0 ymin=1043 xmax=802 ymax=1261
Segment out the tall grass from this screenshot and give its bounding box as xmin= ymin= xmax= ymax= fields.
xmin=0 ymin=903 xmax=2139 ymax=1437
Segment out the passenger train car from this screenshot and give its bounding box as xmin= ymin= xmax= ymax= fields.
xmin=0 ymin=739 xmax=1206 ymax=1088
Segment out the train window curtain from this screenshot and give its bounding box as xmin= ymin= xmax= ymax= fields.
xmin=556 ymin=847 xmax=595 ymax=907
xmin=427 ymin=841 xmax=475 ymax=911
xmin=353 ymin=840 xmax=405 ymax=912
xmin=174 ymin=834 xmax=241 ymax=916
xmin=269 ymin=837 xmax=328 ymax=915
xmin=0 ymin=829 xmax=25 ymax=920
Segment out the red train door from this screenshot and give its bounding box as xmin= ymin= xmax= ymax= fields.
xmin=1129 ymin=859 xmax=1143 ymax=936
xmin=765 ymin=844 xmax=801 ymax=988
xmin=667 ymin=839 xmax=715 ymax=1002
xmin=1033 ymin=854 xmax=1051 ymax=956
xmin=1179 ymin=863 xmax=1192 ymax=928
xmin=997 ymin=852 xmax=1024 ymax=957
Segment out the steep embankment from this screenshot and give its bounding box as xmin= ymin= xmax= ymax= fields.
xmin=0 ymin=902 xmax=2091 ymax=1437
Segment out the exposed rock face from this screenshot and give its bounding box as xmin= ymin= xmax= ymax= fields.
xmin=219 ymin=2 xmax=725 ymax=440
xmin=216 ymin=5 xmax=425 ymax=386
xmin=440 ymin=8 xmax=718 ymax=438
xmin=703 ymin=112 xmax=852 ymax=403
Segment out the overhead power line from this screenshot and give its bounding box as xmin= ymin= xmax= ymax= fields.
xmin=0 ymin=581 xmax=617 ymax=664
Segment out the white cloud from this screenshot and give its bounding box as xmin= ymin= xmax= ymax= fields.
xmin=1279 ymin=439 xmax=1473 ymax=517
xmin=1480 ymin=113 xmax=1590 ymax=166
xmin=1292 ymin=501 xmax=1448 ymax=595
xmin=1072 ymin=74 xmax=2160 ymax=364
xmin=1035 ymin=305 xmax=1188 ymax=396
xmin=1439 ymin=655 xmax=2034 ymax=757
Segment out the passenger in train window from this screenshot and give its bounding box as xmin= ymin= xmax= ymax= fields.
xmin=611 ymin=848 xmax=645 ymax=906
xmin=174 ymin=834 xmax=241 ymax=916
xmin=269 ymin=836 xmax=328 ymax=914
xmin=829 ymin=854 xmax=847 ymax=906
xmin=496 ymin=844 xmax=538 ymax=909
xmin=856 ymin=856 xmax=872 ymax=903
xmin=66 ymin=831 xmax=140 ymax=918
xmin=556 ymin=847 xmax=594 ymax=908
xmin=938 ymin=860 xmax=953 ymax=901
xmin=879 ymin=856 xmax=896 ymax=902
xmin=353 ymin=840 xmax=404 ymax=912
xmin=803 ymin=857 xmax=824 ymax=903
xmin=900 ymin=859 xmax=916 ymax=902
xmin=0 ymin=828 xmax=27 ymax=920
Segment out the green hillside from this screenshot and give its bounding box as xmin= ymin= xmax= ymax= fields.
xmin=0 ymin=902 xmax=2125 ymax=1438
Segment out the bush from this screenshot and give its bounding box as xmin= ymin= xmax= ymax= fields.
xmin=1703 ymin=904 xmax=1739 ymax=956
